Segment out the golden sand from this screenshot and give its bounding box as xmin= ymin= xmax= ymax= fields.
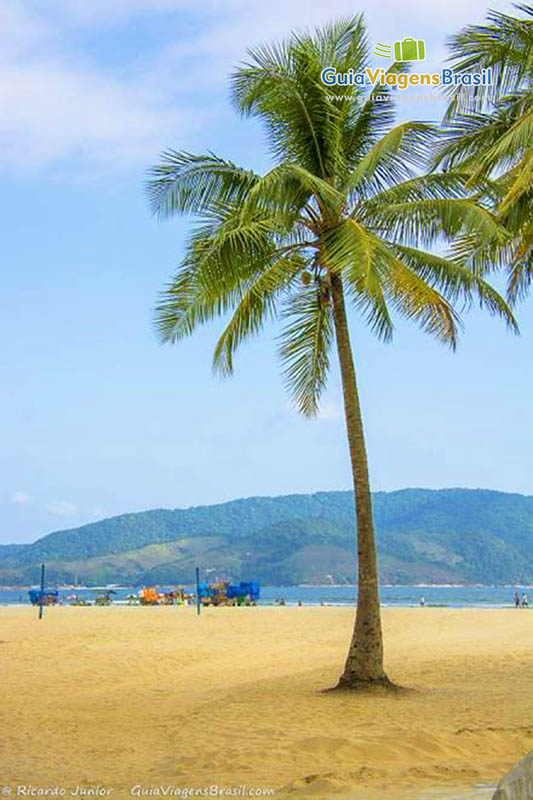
xmin=2 ymin=604 xmax=532 ymax=800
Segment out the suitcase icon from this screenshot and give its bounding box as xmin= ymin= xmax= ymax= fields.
xmin=393 ymin=38 xmax=426 ymax=61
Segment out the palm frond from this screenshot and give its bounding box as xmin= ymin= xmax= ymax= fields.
xmin=498 ymin=148 xmax=533 ymax=214
xmin=445 ymin=5 xmax=533 ymax=109
xmin=278 ymin=287 xmax=334 ymax=416
xmin=342 ymin=63 xmax=409 ymax=170
xmin=154 ymin=262 xmax=226 ymax=345
xmin=363 ymin=196 xmax=510 ymax=249
xmin=345 ymin=122 xmax=436 ymax=197
xmin=154 ymin=204 xmax=298 ymax=343
xmin=213 ymin=254 xmax=304 ymax=376
xmin=231 ymin=36 xmax=341 ymax=178
xmin=389 ymin=242 xmax=518 ymax=331
xmin=434 ymin=110 xmax=512 ymax=172
xmin=315 ymin=15 xmax=369 ymax=73
xmin=376 ymin=242 xmax=461 ymax=347
xmin=244 ymin=162 xmax=344 ymax=218
xmin=147 ymin=151 xmax=258 ymax=219
xmin=508 ymin=237 xmax=533 ymax=302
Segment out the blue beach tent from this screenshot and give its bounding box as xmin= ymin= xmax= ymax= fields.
xmin=227 ymin=582 xmax=260 ymax=600
xmin=28 ymin=589 xmax=59 ymax=605
xmin=197 ymin=581 xmax=260 ymax=601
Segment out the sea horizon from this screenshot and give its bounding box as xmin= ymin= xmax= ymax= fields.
xmin=4 ymin=583 xmax=531 ymax=609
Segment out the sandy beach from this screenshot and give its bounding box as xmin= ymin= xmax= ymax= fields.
xmin=2 ymin=605 xmax=533 ymax=800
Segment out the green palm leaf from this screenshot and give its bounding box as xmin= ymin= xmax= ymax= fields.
xmin=213 ymin=254 xmax=304 ymax=377
xmin=148 ymin=151 xmax=259 ymax=218
xmin=278 ymin=287 xmax=334 ymax=416
xmin=438 ymin=4 xmax=532 ymax=300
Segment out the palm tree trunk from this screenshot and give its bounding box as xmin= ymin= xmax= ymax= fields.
xmin=330 ymin=272 xmax=393 ymax=690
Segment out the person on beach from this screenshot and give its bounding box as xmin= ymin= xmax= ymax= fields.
xmin=522 ymin=594 xmax=529 ymax=608
xmin=420 ymin=596 xmax=426 ymax=607
xmin=515 ymin=592 xmax=521 ymax=608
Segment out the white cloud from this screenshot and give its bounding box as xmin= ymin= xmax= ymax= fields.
xmin=0 ymin=60 xmax=195 ymax=171
xmin=45 ymin=500 xmax=79 ymax=516
xmin=0 ymin=0 xmax=516 ymax=173
xmin=12 ymin=490 xmax=33 ymax=505
xmin=42 ymin=0 xmax=515 ymax=30
xmin=0 ymin=1 xmax=203 ymax=173
xmin=41 ymin=0 xmax=210 ymax=25
xmin=317 ymin=402 xmax=342 ymax=423
xmin=0 ymin=2 xmax=54 ymax=58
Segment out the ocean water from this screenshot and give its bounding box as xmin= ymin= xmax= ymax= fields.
xmin=1 ymin=584 xmax=531 ymax=607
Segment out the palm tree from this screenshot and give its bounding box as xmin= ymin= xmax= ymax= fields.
xmin=148 ymin=17 xmax=516 ymax=690
xmin=435 ymin=4 xmax=532 ymax=301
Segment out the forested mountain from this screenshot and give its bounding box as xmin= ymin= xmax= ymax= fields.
xmin=2 ymin=488 xmax=533 ymax=586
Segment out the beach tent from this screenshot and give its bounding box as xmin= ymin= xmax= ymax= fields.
xmin=197 ymin=581 xmax=260 ymax=600
xmin=197 ymin=581 xmax=260 ymax=604
xmin=226 ymin=582 xmax=260 ymax=601
xmin=28 ymin=589 xmax=59 ymax=606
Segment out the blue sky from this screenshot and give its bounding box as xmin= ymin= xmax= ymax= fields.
xmin=1 ymin=0 xmax=531 ymax=544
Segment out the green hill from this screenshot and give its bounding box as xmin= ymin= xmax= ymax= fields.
xmin=2 ymin=488 xmax=533 ymax=586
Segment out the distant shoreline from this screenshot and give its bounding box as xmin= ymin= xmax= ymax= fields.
xmin=2 ymin=582 xmax=533 ymax=591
